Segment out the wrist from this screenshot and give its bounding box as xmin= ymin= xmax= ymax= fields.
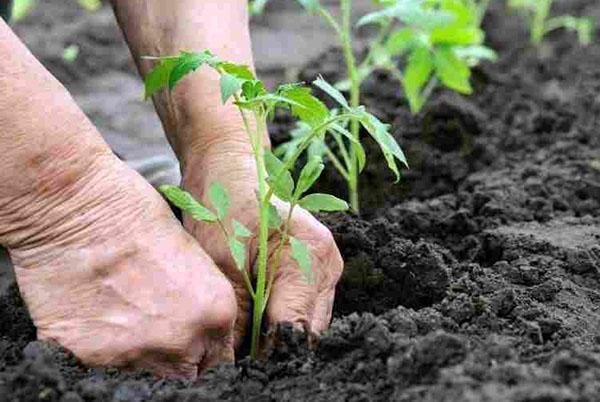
xmin=0 ymin=141 xmax=115 ymax=249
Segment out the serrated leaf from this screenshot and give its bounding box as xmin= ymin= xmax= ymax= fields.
xmin=433 ymin=47 xmax=472 ymax=94
xmin=404 ymin=46 xmax=434 ymax=113
xmin=278 ymin=86 xmax=329 ymax=127
xmin=294 ymin=156 xmax=324 ymax=199
xmin=208 ymin=182 xmax=230 ymax=220
xmin=359 ymin=113 xmax=408 ymax=181
xmin=218 ymin=62 xmax=255 ymax=80
xmin=229 ymin=238 xmax=247 ymax=271
xmin=290 ymin=237 xmax=313 ymax=284
xmin=267 ymin=203 xmax=283 ymax=229
xmin=220 ymin=73 xmax=242 ymax=103
xmin=313 ymin=77 xmax=350 ymax=109
xmin=144 ymin=58 xmax=178 ymax=99
xmin=159 ymin=185 xmax=217 ymax=222
xmin=264 ymin=150 xmax=294 ymax=201
xmin=168 ymin=51 xmax=214 ymax=89
xmin=299 ymin=193 xmax=349 ymax=212
xmin=232 ymin=220 xmax=252 ymax=238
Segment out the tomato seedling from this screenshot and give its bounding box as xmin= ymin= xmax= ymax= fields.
xmin=275 ymin=0 xmax=491 ymax=212
xmin=143 ymin=50 xmax=406 ymax=359
xmin=354 ymin=0 xmax=496 ymax=114
xmin=508 ymin=0 xmax=595 ymax=45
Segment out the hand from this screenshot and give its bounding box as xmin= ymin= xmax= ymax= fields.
xmin=181 ymin=139 xmax=343 ymax=349
xmin=7 ymin=155 xmax=237 ymax=378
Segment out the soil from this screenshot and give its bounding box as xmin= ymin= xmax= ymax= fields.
xmin=2 ymin=1 xmax=600 ymax=401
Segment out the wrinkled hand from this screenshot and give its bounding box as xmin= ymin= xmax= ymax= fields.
xmin=9 ymin=156 xmax=237 ymax=378
xmin=182 ymin=141 xmax=343 ymax=348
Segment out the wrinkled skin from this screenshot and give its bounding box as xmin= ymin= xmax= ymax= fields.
xmin=6 ymin=152 xmax=237 ymax=378
xmin=182 ymin=142 xmax=344 ymax=347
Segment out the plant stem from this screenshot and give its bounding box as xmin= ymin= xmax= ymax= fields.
xmin=250 ymin=109 xmax=271 ymax=360
xmin=263 ymin=207 xmax=295 ymax=310
xmin=319 ymin=1 xmax=361 ymax=213
xmin=340 ymin=0 xmax=361 ymax=213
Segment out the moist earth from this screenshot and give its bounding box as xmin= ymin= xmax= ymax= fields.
xmin=2 ymin=1 xmax=600 ymax=401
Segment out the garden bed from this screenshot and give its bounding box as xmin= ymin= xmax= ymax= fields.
xmin=2 ymin=1 xmax=600 ymax=401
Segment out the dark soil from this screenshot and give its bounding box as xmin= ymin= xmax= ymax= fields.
xmin=2 ymin=1 xmax=600 ymax=401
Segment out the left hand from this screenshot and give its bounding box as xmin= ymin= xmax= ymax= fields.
xmin=180 ymin=138 xmax=344 ymax=349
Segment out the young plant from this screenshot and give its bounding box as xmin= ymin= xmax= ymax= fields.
xmin=353 ymin=0 xmax=496 ymax=113
xmin=508 ymin=0 xmax=595 ymax=45
xmin=143 ymin=50 xmax=406 ymax=359
xmin=277 ymin=0 xmax=491 ymax=212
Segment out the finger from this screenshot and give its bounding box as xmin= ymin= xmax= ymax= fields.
xmin=230 ymin=280 xmax=252 ymax=349
xmin=310 ymin=287 xmax=336 ymax=335
xmin=197 ymin=332 xmax=235 ymax=374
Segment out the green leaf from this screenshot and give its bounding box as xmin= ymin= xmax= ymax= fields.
xmin=144 ymin=58 xmax=178 ymax=99
xmin=159 ymin=185 xmax=217 ymax=222
xmin=433 ymin=47 xmax=472 ymax=94
xmin=168 ymin=51 xmax=214 ymax=90
xmin=297 ymin=0 xmax=321 ymax=13
xmin=264 ymin=150 xmax=295 ymax=201
xmin=454 ymin=45 xmax=498 ymax=62
xmin=299 ymin=193 xmax=349 ymax=212
xmin=232 ymin=220 xmax=252 ymax=238
xmin=290 ymin=237 xmax=313 ymax=284
xmin=278 ymin=86 xmax=329 ymax=127
xmin=313 ymin=77 xmax=350 ymax=109
xmin=431 ymin=27 xmax=483 ymax=46
xmin=267 ymin=203 xmax=283 ymax=229
xmin=229 ymin=238 xmax=247 ymax=271
xmin=220 ymin=73 xmax=242 ymax=104
xmin=294 ymin=156 xmax=324 ymax=199
xmin=385 ymin=28 xmax=416 ymax=56
xmin=218 ymin=62 xmax=255 ymax=80
xmin=404 ymin=46 xmax=434 ymax=113
xmin=242 ymin=80 xmax=266 ymax=100
xmin=208 ymin=182 xmax=230 ymax=220
xmin=359 ymin=113 xmax=408 ymax=181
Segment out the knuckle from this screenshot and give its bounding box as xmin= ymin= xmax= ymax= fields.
xmin=201 ymin=281 xmax=237 ymax=333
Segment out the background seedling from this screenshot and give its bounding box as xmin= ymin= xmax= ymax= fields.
xmin=144 ymin=50 xmax=406 ymax=358
xmin=508 ymin=0 xmax=595 ymax=45
xmin=355 ymin=0 xmax=496 ymax=114
xmin=273 ymin=0 xmax=492 ymax=212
